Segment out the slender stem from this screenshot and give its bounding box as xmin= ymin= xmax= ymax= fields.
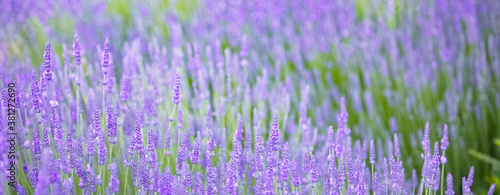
xmin=440 ymin=151 xmax=445 ymax=195
xmin=161 ymin=104 xmax=177 ymax=170
xmin=124 ymin=167 xmax=129 ymax=195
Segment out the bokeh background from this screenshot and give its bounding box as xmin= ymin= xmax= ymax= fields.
xmin=1 ymin=0 xmax=500 ymax=194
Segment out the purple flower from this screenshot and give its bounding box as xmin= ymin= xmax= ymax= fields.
xmin=488 ymin=184 xmax=496 ymax=195
xmin=194 ymin=173 xmax=204 ymax=195
xmin=466 ymin=166 xmax=474 ymax=187
xmin=86 ymin=129 xmax=95 ymax=159
xmin=149 ymin=162 xmax=160 ymax=193
xmin=63 ymin=178 xmax=75 ymax=195
xmin=133 ymin=120 xmax=144 ymax=154
xmin=182 ymin=162 xmax=192 ymax=188
xmin=422 ymin=121 xmax=431 ymax=157
xmin=372 ymin=172 xmax=381 ymax=195
xmin=207 ymin=128 xmax=215 ymax=155
xmin=327 ymin=125 xmax=335 ymax=151
xmin=394 ymin=133 xmax=400 ymax=158
xmin=42 ymin=122 xmax=50 ymax=148
xmin=255 ymin=122 xmax=264 ymax=154
xmin=441 ymin=124 xmax=449 ymax=151
xmin=462 ymin=177 xmax=471 ymax=195
xmin=107 ymin=162 xmax=119 ymax=194
xmin=101 ymin=36 xmax=110 ymax=76
xmin=139 ymin=154 xmax=149 ymax=189
xmin=412 ymin=170 xmax=417 ymax=189
xmin=32 ymin=125 xmax=42 ymax=161
xmin=279 ymin=142 xmax=290 ymax=184
xmin=445 ymin=173 xmax=454 ymax=195
xmin=176 ymin=134 xmax=188 ymax=173
xmin=291 ymin=160 xmax=300 ymax=187
xmin=106 ymin=104 xmax=117 ymax=144
xmin=370 ymin=139 xmax=375 ymax=165
xmin=43 ymin=41 xmax=53 ymax=81
xmin=147 ymin=126 xmax=158 ymax=163
xmin=310 ymin=154 xmax=318 ymax=183
xmin=97 ymin=127 xmax=107 ymax=166
xmin=269 ymin=111 xmax=280 ymax=152
xmin=29 ymin=161 xmax=39 ymax=188
xmin=31 ymin=69 xmax=41 ymax=113
xmin=190 ymin=136 xmax=200 ymax=164
xmin=173 ymin=71 xmax=181 ymax=104
xmin=73 ymin=33 xmax=81 ymax=66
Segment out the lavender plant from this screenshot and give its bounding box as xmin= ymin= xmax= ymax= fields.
xmin=0 ymin=0 xmax=499 ymax=194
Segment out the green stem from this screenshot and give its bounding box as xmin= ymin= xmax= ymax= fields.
xmin=440 ymin=151 xmax=445 ymax=195
xmin=124 ymin=167 xmax=129 ymax=195
xmin=161 ymin=104 xmax=177 ymax=170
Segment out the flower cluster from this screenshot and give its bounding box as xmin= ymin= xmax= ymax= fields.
xmin=0 ymin=0 xmax=498 ymax=194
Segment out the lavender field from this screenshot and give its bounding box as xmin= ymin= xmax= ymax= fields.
xmin=0 ymin=0 xmax=499 ymax=194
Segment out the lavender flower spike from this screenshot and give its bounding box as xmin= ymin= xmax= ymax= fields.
xmin=445 ymin=173 xmax=454 ymax=195
xmin=369 ymin=139 xmax=375 ymax=165
xmin=102 ymin=36 xmax=110 ymax=76
xmin=73 ymin=33 xmax=81 ymax=66
xmin=43 ymin=41 xmax=53 ymax=81
xmin=173 ymin=71 xmax=181 ymax=104
xmin=441 ymin=124 xmax=449 ymax=151
xmin=488 ymin=184 xmax=496 ymax=195
xmin=394 ymin=133 xmax=400 ymax=158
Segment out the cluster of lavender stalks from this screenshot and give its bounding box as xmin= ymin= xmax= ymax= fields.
xmin=0 ymin=35 xmax=496 ymax=195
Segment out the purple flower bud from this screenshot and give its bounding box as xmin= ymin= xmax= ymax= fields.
xmin=279 ymin=143 xmax=290 ymax=184
xmin=422 ymin=122 xmax=430 ymax=156
xmin=430 ymin=142 xmax=440 ymax=176
xmin=172 ymin=71 xmax=181 ymax=105
xmin=370 ymin=139 xmax=376 ymax=165
xmin=43 ymin=41 xmax=53 ymax=81
xmin=412 ymin=170 xmax=417 ymax=188
xmin=291 ymin=160 xmax=300 ymax=187
xmin=149 ymin=162 xmax=160 ymax=193
xmin=441 ymin=124 xmax=449 ymax=151
xmin=63 ymin=178 xmax=75 ymax=195
xmin=255 ymin=122 xmax=264 ymax=154
xmin=269 ymin=111 xmax=281 ymax=152
xmin=191 ymin=136 xmax=200 ymax=164
xmin=73 ymin=33 xmax=81 ymax=66
xmin=327 ymin=126 xmax=335 ymax=151
xmin=147 ymin=126 xmax=158 ymax=163
xmin=194 ymin=173 xmax=204 ymax=195
xmin=462 ymin=177 xmax=471 ymax=195
xmin=102 ymin=37 xmax=110 ymax=76
xmin=133 ymin=120 xmax=144 ymax=154
xmin=97 ymin=130 xmax=107 ymax=166
xmin=75 ymin=137 xmax=84 ymax=158
xmin=32 ymin=125 xmax=42 ymax=161
xmin=488 ymin=184 xmax=495 ymax=195
xmin=394 ymin=133 xmax=400 ymax=158
xmin=29 ymin=161 xmax=39 ymax=188
xmin=176 ymin=134 xmax=188 ymax=173
xmin=182 ymin=163 xmax=192 ymax=188
xmin=139 ymin=154 xmax=149 ymax=189
xmin=31 ymin=69 xmax=41 ymax=113
xmin=372 ymin=171 xmax=381 ymax=195
xmin=466 ymin=166 xmax=474 ymax=187
xmin=310 ymin=155 xmax=318 ymax=183
xmin=207 ymin=128 xmax=215 ymax=154
xmin=42 ymin=121 xmax=50 ymax=148
xmin=106 ymin=104 xmax=117 ymax=144
xmin=445 ymin=173 xmax=454 ymax=195
xmin=107 ymin=162 xmax=119 ymax=194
